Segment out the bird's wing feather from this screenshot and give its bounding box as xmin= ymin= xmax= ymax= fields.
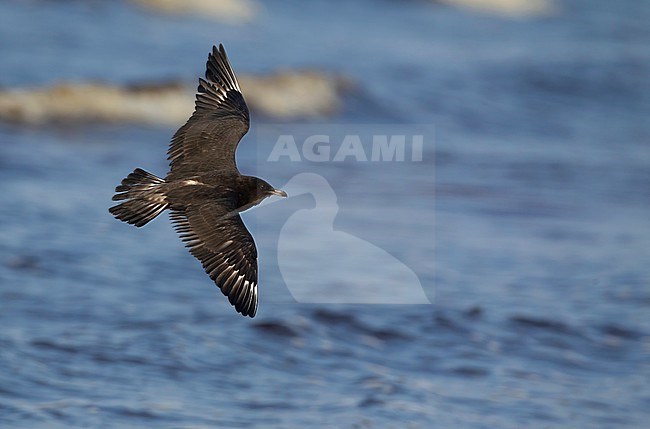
xmin=167 ymin=44 xmax=250 ymax=177
xmin=171 ymin=200 xmax=258 ymax=317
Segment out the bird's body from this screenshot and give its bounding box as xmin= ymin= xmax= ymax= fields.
xmin=109 ymin=45 xmax=286 ymax=317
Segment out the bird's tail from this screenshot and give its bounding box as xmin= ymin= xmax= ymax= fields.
xmin=109 ymin=168 xmax=168 ymax=227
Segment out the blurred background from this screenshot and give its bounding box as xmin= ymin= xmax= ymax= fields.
xmin=1 ymin=0 xmax=649 ymax=427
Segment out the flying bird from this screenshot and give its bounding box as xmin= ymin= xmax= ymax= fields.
xmin=109 ymin=44 xmax=287 ymax=317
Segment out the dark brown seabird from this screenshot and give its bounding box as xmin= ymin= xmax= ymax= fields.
xmin=109 ymin=44 xmax=287 ymax=318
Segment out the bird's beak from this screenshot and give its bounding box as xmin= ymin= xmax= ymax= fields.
xmin=269 ymin=189 xmax=288 ymax=198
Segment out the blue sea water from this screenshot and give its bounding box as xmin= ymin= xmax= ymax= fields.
xmin=1 ymin=0 xmax=649 ymax=427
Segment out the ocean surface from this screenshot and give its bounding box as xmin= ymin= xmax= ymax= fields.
xmin=1 ymin=0 xmax=649 ymax=427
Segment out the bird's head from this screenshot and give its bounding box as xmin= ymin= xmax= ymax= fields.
xmin=258 ymin=179 xmax=287 ymax=199
xmin=251 ymin=177 xmax=287 ymax=200
xmin=235 ymin=176 xmax=287 ymax=212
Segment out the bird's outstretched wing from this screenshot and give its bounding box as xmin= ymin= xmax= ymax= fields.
xmin=171 ymin=201 xmax=258 ymax=317
xmin=167 ymin=44 xmax=250 ymax=177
